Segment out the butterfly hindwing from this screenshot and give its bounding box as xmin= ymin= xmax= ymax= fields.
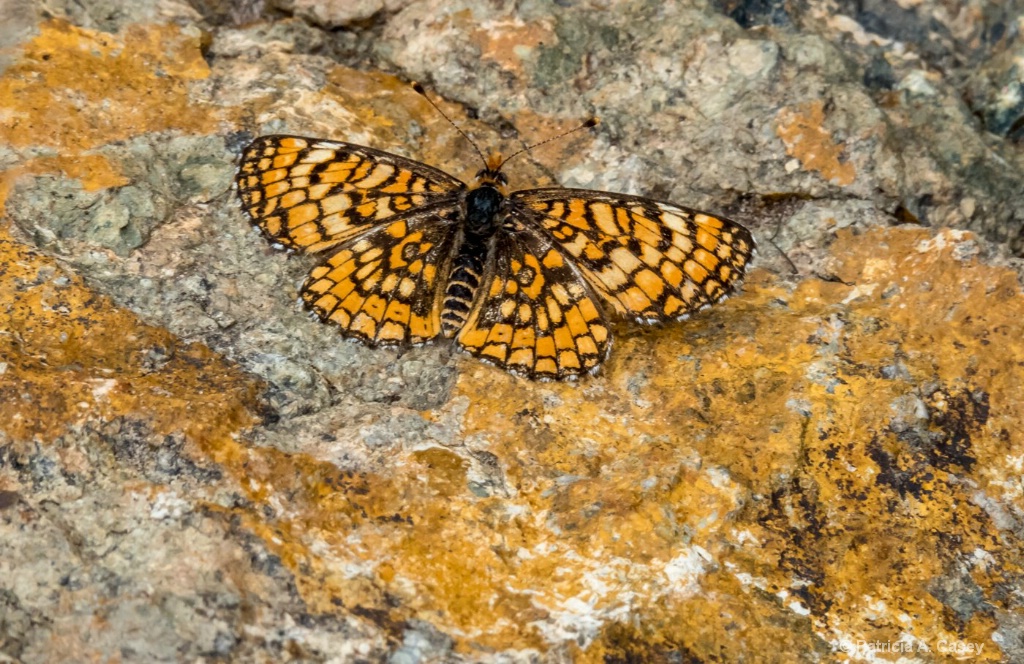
xmin=301 ymin=207 xmax=460 ymax=346
xmin=455 ymin=220 xmax=611 ymax=380
xmin=237 ymin=135 xmax=465 ymax=253
xmin=510 ymin=189 xmax=754 ymax=322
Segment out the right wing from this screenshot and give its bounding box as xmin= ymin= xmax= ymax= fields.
xmin=237 ymin=135 xmax=465 ymax=253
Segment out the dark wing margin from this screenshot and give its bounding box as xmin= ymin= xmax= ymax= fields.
xmin=236 ymin=135 xmax=465 ymax=253
xmin=301 ymin=204 xmax=460 ymax=346
xmin=455 ymin=219 xmax=611 ymax=380
xmin=508 ymin=188 xmax=754 ymax=322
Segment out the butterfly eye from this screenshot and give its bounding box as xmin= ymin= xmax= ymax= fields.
xmin=498 ymin=172 xmax=509 ymax=185
xmin=475 ymin=169 xmax=488 ymax=181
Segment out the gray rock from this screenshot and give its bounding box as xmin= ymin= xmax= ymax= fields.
xmin=4 ymin=0 xmax=1024 ymax=661
xmin=967 ymin=42 xmax=1024 ymax=139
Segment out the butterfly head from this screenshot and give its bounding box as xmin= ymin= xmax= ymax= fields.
xmin=474 ymin=152 xmax=509 ymax=194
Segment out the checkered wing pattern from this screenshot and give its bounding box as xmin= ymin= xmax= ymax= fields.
xmin=237 ymin=135 xmax=464 ymax=253
xmin=300 ymin=210 xmax=459 ymax=346
xmin=510 ymin=189 xmax=754 ymax=322
xmin=456 ymin=219 xmax=610 ymax=380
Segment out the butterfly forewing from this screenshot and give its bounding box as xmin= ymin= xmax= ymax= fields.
xmin=509 ymin=189 xmax=754 ymax=322
xmin=300 ymin=205 xmax=461 ymax=346
xmin=237 ymin=135 xmax=464 ymax=252
xmin=455 ymin=220 xmax=611 ymax=380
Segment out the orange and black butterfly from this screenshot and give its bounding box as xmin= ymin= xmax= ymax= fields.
xmin=236 ymin=86 xmax=754 ymax=381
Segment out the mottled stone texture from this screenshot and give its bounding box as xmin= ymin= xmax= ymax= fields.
xmin=2 ymin=0 xmax=1023 ymax=662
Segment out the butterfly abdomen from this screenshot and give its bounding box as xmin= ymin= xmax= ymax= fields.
xmin=441 ymin=240 xmax=486 ymax=337
xmin=441 ymin=185 xmax=505 ymax=337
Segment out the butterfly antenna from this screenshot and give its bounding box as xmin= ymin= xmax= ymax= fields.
xmin=412 ymin=82 xmax=489 ymax=168
xmin=498 ymin=117 xmax=600 ymax=170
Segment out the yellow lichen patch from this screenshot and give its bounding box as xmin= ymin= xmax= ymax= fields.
xmin=0 ymin=20 xmax=219 ymax=151
xmin=3 ymin=27 xmax=1020 ymax=654
xmin=0 ymin=218 xmax=501 ymax=640
xmin=0 ymin=225 xmax=259 ymax=445
xmin=776 ymin=100 xmax=856 ymax=186
xmin=327 ymin=64 xmax=583 ymax=188
xmin=321 ymin=67 xmax=486 ymax=182
xmin=431 ymin=226 xmax=1023 ymax=658
xmin=472 ymin=18 xmax=555 ymax=77
xmin=0 ymin=154 xmax=129 ymax=209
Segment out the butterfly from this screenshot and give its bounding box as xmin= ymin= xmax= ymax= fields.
xmin=235 ymin=87 xmax=754 ymax=381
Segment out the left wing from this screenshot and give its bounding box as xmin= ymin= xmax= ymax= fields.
xmin=509 ymin=189 xmax=754 ymax=322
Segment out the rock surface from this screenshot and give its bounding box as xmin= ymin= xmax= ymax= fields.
xmin=2 ymin=0 xmax=1023 ymax=661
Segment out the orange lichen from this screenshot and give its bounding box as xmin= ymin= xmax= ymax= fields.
xmin=4 ymin=204 xmax=1022 ymax=658
xmin=0 ymin=224 xmax=259 ymax=444
xmin=106 ymin=225 xmax=1012 ymax=659
xmin=442 ymin=227 xmax=1021 ymax=658
xmin=472 ymin=19 xmax=556 ymax=76
xmin=3 ymin=18 xmax=1021 ymax=657
xmin=776 ymin=100 xmax=856 ymax=186
xmin=320 ymin=67 xmax=568 ymax=188
xmin=0 ymin=20 xmax=224 ymax=205
xmin=0 ymin=154 xmax=128 ymax=209
xmin=0 ymin=19 xmax=218 ymax=151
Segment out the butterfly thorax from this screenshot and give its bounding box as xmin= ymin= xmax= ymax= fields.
xmin=440 ymin=180 xmax=508 ymax=338
xmin=464 ymin=184 xmax=504 ymax=234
